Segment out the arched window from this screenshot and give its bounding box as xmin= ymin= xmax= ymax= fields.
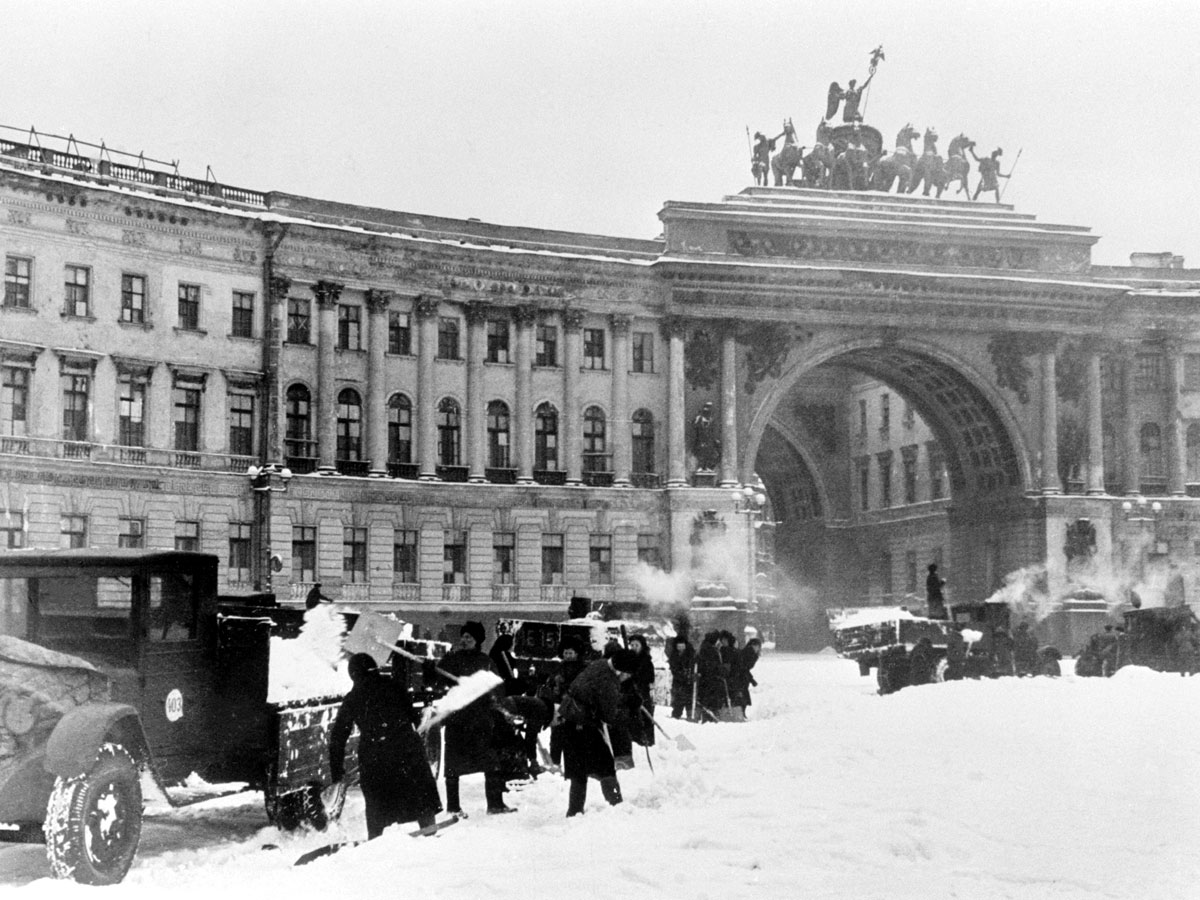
xmin=285 ymin=384 xmax=312 ymax=456
xmin=583 ymin=406 xmax=608 ymax=473
xmin=387 ymin=394 xmax=412 ymax=463
xmin=336 ymin=388 xmax=362 ymax=461
xmin=1187 ymin=423 xmax=1200 ymax=484
xmin=632 ymin=409 xmax=655 ymax=473
xmin=535 ymin=402 xmax=559 ymax=471
xmin=1140 ymin=422 xmax=1164 ymax=479
xmin=437 ymin=398 xmax=461 ymax=466
xmin=487 ymin=400 xmax=511 ymax=468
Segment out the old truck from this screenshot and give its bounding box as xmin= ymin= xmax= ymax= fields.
xmin=1076 ymin=604 xmax=1200 ymax=676
xmin=0 ymin=549 xmax=444 ymax=885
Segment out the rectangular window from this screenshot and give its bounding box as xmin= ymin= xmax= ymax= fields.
xmin=121 ymin=274 xmax=146 ymax=324
xmin=902 ymin=445 xmax=919 ymax=505
xmin=1 ymin=366 xmax=29 ymax=437
xmin=4 ymin=256 xmax=31 ymax=308
xmin=118 ymin=517 xmax=145 ymax=549
xmin=877 ymin=452 xmax=893 ymax=508
xmin=927 ymin=442 xmax=945 ymax=501
xmin=338 ymin=304 xmax=361 ymax=350
xmin=1136 ymin=353 xmax=1164 ymax=392
xmin=583 ymin=328 xmax=606 ymax=370
xmin=486 ymin=318 xmax=511 ymax=364
xmin=388 ymin=311 xmax=412 ymax=355
xmin=589 ymin=534 xmax=613 ymax=585
xmin=61 ymin=373 xmax=90 ymax=442
xmin=535 ymin=324 xmax=558 ymax=367
xmin=632 ymin=331 xmax=655 ymax=374
xmin=858 ymin=399 xmax=867 ymax=437
xmin=61 ymin=514 xmax=88 ymax=549
xmin=493 ymin=532 xmax=515 ymax=584
xmin=541 ymin=533 xmax=564 ymax=585
xmin=906 ymin=550 xmax=918 ymax=595
xmin=858 ymin=458 xmax=870 ymax=511
xmin=292 ymin=526 xmax=316 ymax=583
xmin=880 ymin=551 xmax=893 ymax=600
xmin=443 ymin=529 xmax=467 ymax=584
xmin=65 ymin=265 xmax=90 ymax=317
xmin=0 ymin=510 xmax=25 ymax=549
xmin=228 ymin=522 xmax=252 ymax=582
xmin=173 ymin=382 xmax=202 ymax=451
xmin=178 ymin=283 xmax=201 ymax=330
xmin=343 ymin=527 xmax=368 ymax=584
xmin=393 ymin=529 xmax=418 ymax=583
xmin=228 ymin=390 xmax=256 ymax=457
xmin=117 ymin=373 xmax=147 ymax=446
xmin=902 ymin=402 xmax=915 ymax=429
xmin=437 ymin=317 xmax=461 ymax=360
xmin=175 ymin=520 xmax=200 ymax=552
xmin=231 ymin=291 xmax=255 ymax=338
xmin=879 ymin=393 xmax=891 ymax=435
xmin=637 ymin=534 xmax=661 ymax=568
xmin=287 ymin=297 xmax=311 ymax=343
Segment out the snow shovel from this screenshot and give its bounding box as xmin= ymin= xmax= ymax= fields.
xmin=717 ymin=680 xmax=746 ymax=723
xmin=293 ymin=816 xmax=462 ymax=865
xmin=640 ymin=705 xmax=695 ymax=751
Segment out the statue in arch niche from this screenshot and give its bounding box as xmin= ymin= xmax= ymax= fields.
xmin=691 ymin=402 xmax=722 ymax=471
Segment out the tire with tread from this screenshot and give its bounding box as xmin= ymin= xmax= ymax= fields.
xmin=44 ymin=741 xmax=143 ymax=885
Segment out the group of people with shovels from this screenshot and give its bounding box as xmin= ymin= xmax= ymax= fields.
xmin=668 ymin=626 xmax=763 ymax=723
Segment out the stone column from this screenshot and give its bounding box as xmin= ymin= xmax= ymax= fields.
xmin=664 ymin=317 xmax=688 ymax=487
xmin=264 ymin=273 xmax=291 ymax=464
xmin=610 ymin=314 xmax=632 ymax=486
xmin=365 ymin=288 xmax=392 ymax=476
xmin=1122 ymin=346 xmax=1141 ymax=495
xmin=563 ymin=307 xmax=584 ymax=485
xmin=313 ymin=280 xmax=343 ymax=474
xmin=415 ymin=295 xmax=440 ymax=480
xmin=1084 ymin=345 xmax=1106 ymax=494
xmin=465 ymin=302 xmax=488 ymax=483
xmin=1039 ymin=342 xmax=1061 ymax=494
xmin=719 ymin=327 xmax=740 ymax=487
xmin=514 ymin=305 xmax=537 ymax=484
xmin=1166 ymin=339 xmax=1186 ymax=496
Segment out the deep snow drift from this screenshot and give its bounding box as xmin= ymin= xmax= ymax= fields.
xmin=3 ymin=653 xmax=1197 ymax=899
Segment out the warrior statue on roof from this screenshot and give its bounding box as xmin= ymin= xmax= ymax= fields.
xmin=826 ymin=45 xmax=884 ymax=124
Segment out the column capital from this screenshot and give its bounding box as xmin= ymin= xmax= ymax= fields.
xmin=659 ymin=314 xmax=690 ymax=340
xmin=463 ymin=300 xmax=491 ymax=324
xmin=1024 ymin=333 xmax=1063 ymax=356
xmin=514 ymin=304 xmax=539 ymax=327
xmin=563 ymin=306 xmax=585 ymax=332
xmin=268 ymin=275 xmax=292 ymax=301
xmin=609 ymin=313 xmax=633 ymax=335
xmin=364 ymin=288 xmax=394 ymax=313
xmin=312 ymin=280 xmax=344 ymax=308
xmin=414 ymin=294 xmax=441 ymax=320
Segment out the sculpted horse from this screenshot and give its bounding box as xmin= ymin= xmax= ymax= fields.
xmin=831 ymin=132 xmax=871 ymax=191
xmin=770 ymin=120 xmax=803 ymax=186
xmin=942 ymin=134 xmax=974 ymax=196
xmin=870 ymin=123 xmax=919 ymax=193
xmin=800 ymin=141 xmax=834 ymax=187
xmin=908 ymin=127 xmax=944 ymax=197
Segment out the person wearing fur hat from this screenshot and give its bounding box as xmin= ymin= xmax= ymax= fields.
xmin=560 ymin=649 xmax=639 ymax=817
xmin=328 ymin=653 xmax=442 ymax=839
xmin=548 ymin=637 xmax=588 ymax=769
xmin=623 ymin=633 xmax=657 ymax=746
xmin=426 ymin=621 xmax=515 ymax=815
xmin=694 ymin=630 xmax=726 ymax=722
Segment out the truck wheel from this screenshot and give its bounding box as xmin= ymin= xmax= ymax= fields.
xmin=44 ymin=742 xmax=143 ymax=885
xmin=267 ymin=785 xmax=328 ymax=832
xmin=932 ymin=658 xmax=949 ymax=683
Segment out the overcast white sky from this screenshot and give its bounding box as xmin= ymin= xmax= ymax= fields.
xmin=3 ymin=0 xmax=1197 ymax=266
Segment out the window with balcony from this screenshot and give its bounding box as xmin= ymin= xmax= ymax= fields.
xmin=338 ymin=304 xmax=361 ymax=350
xmin=4 ymin=256 xmax=30 ymax=309
xmin=437 ymin=398 xmax=462 ymax=467
xmin=177 ymin=283 xmax=201 ymax=330
xmin=1 ymin=366 xmax=29 ymax=437
xmin=393 ymin=529 xmax=418 ymax=583
xmin=493 ymin=532 xmax=515 ymax=585
xmin=535 ymin=323 xmax=558 ymax=367
xmin=388 ymin=394 xmax=413 ymax=464
xmin=487 ymin=401 xmax=511 ymax=469
xmin=118 ymin=517 xmax=144 ymax=549
xmin=118 ymin=373 xmax=146 ymax=446
xmin=343 ymin=526 xmax=368 ymax=584
xmin=64 ymin=265 xmax=90 ymax=317
xmin=632 ymin=331 xmax=655 ymax=373
xmin=121 ymin=274 xmax=146 ymax=324
xmin=228 ymin=522 xmax=252 ymax=582
xmin=292 ymin=526 xmax=316 ymax=583
xmin=589 ymin=534 xmax=613 ymax=585
xmin=583 ymin=328 xmax=606 ymax=369
xmin=228 ymin=390 xmax=256 ymax=457
xmin=486 ymin=318 xmax=511 ymax=364
xmin=632 ymin=409 xmax=655 ymax=475
xmin=175 ymin=520 xmax=200 ymax=552
xmin=286 ymin=384 xmax=313 ymax=460
xmin=62 ymin=373 xmax=90 ymax=442
xmin=443 ymin=530 xmax=467 ymax=584
xmin=231 ymin=291 xmax=255 ymax=338
xmin=173 ymin=381 xmax=202 ymax=451
xmin=388 ymin=310 xmax=412 ymax=355
xmin=535 ymin=402 xmax=559 ymax=471
xmin=437 ymin=317 xmax=461 ymax=360
xmin=583 ymin=406 xmax=608 ymax=474
xmin=60 ymin=514 xmax=88 ymax=549
xmin=1140 ymin=422 xmax=1165 ymax=479
xmin=287 ymin=297 xmax=311 ymax=343
xmin=877 ymin=451 xmax=893 ymax=508
xmin=541 ymin=533 xmax=564 ymax=585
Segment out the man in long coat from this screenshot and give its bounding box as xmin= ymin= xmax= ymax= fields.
xmin=695 ymin=631 xmax=727 ymax=721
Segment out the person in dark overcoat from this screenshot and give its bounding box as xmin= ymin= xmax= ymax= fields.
xmin=329 ymin=653 xmax=441 ymax=839
xmin=944 ymin=628 xmax=967 ymax=680
xmin=906 ymin=637 xmax=938 ymax=686
xmin=624 ymin=633 xmax=656 ymax=746
xmin=428 ymin=621 xmax=514 ymax=815
xmin=1013 ymin=622 xmax=1039 ymax=677
xmin=729 ymin=637 xmax=761 ymax=712
xmin=667 ymin=635 xmax=695 ymax=719
xmin=548 ymin=637 xmax=588 ymax=768
xmin=695 ymin=631 xmax=726 ymax=722
xmin=561 ymin=650 xmax=639 ymax=817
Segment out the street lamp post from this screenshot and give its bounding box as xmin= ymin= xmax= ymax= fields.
xmin=247 ymin=463 xmax=293 ymax=594
xmin=730 ymin=484 xmax=766 ymax=610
